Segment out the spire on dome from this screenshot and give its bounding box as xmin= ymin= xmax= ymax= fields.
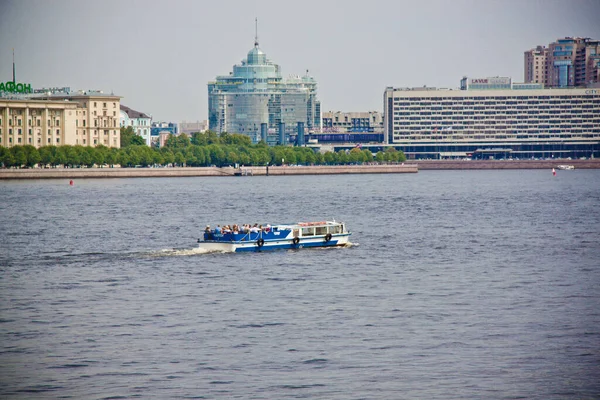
xmin=254 ymin=17 xmax=259 ymax=48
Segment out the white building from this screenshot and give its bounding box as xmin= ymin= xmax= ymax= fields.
xmin=120 ymin=105 xmax=152 ymax=146
xmin=384 ymin=80 xmax=600 ymax=159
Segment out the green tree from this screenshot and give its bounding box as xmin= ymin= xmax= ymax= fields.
xmin=120 ymin=126 xmax=136 ymax=147
xmin=105 ymin=149 xmax=118 ymax=167
xmin=10 ymin=147 xmax=27 ymax=168
xmin=152 ymin=151 xmax=164 ymax=166
xmin=348 ymin=147 xmax=364 ymax=164
xmin=54 ymin=146 xmax=68 ymax=167
xmin=131 ymin=135 xmax=145 ymax=146
xmin=337 ymin=150 xmax=349 ymax=165
xmin=22 ymin=145 xmax=41 ymax=168
xmin=39 ymin=146 xmax=56 ymax=167
xmin=78 ymin=146 xmax=92 ymax=167
xmin=174 ymin=151 xmax=185 ymax=167
xmin=324 ymin=151 xmax=336 ymax=165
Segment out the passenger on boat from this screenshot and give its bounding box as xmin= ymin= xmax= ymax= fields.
xmin=265 ymin=224 xmax=271 ymax=233
xmin=223 ymin=225 xmax=232 ymax=233
xmin=250 ymin=224 xmax=259 ymax=233
xmin=214 ymin=225 xmax=221 ymax=234
xmin=204 ymin=225 xmax=213 ymax=240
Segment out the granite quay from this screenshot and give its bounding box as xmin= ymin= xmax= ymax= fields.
xmin=0 ymin=164 xmax=418 ymax=179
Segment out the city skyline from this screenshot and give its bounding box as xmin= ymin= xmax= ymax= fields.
xmin=1 ymin=0 xmax=599 ymax=124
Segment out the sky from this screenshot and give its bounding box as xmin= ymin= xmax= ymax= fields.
xmin=1 ymin=0 xmax=599 ymax=123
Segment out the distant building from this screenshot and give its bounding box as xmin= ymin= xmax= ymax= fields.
xmin=151 ymin=121 xmax=177 ymax=146
xmin=524 ymin=45 xmax=548 ymax=86
xmin=383 ymin=78 xmax=600 ymax=159
xmin=525 ymin=37 xmax=600 ymax=88
xmin=460 ymin=76 xmax=543 ymax=91
xmin=208 ymin=32 xmax=320 ymax=145
xmin=180 ymin=120 xmax=208 ymax=135
xmin=321 ymin=111 xmax=383 ymax=133
xmin=120 ymin=105 xmax=152 ymax=146
xmin=1 ymin=87 xmax=122 ymax=148
xmin=0 ymin=98 xmax=78 ymax=147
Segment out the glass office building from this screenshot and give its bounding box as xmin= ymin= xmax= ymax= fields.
xmin=208 ymin=39 xmax=320 ymax=145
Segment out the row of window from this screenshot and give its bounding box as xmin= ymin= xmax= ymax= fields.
xmin=392 ymin=95 xmax=599 ymax=100
xmin=393 ymin=100 xmax=600 ymax=106
xmin=0 ymin=137 xmax=61 ymax=144
xmin=393 ymin=115 xmax=600 ymax=120
xmin=0 ymin=118 xmax=62 ymax=127
xmin=394 ymin=133 xmax=599 ymax=139
xmin=0 ymin=137 xmax=118 ymax=146
xmin=0 ymin=128 xmax=61 ymax=135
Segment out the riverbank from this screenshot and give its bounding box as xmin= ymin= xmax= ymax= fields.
xmin=406 ymin=159 xmax=600 ymax=170
xmin=1 ymin=159 xmax=599 ymax=179
xmin=0 ymin=164 xmax=418 ymax=179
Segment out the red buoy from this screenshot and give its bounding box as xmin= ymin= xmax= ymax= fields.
xmin=69 ymin=180 xmax=74 ymax=186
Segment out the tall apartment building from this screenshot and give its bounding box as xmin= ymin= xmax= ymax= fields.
xmin=384 ymin=78 xmax=600 ymax=159
xmin=525 ymin=37 xmax=600 ymax=88
xmin=524 ymin=46 xmax=548 ymax=86
xmin=208 ymin=35 xmax=320 ymax=145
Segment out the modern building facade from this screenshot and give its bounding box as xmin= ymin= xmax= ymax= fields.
xmin=120 ymin=105 xmax=152 ymax=146
xmin=525 ymin=37 xmax=600 ymax=88
xmin=384 ymin=79 xmax=600 ymax=159
xmin=208 ymin=36 xmax=320 ymax=145
xmin=1 ymin=89 xmax=121 ymax=148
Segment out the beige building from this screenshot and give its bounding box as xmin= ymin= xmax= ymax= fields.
xmin=44 ymin=92 xmax=122 ymax=147
xmin=0 ymin=99 xmax=78 ymax=147
xmin=180 ymin=120 xmax=208 ymax=134
xmin=524 ymin=45 xmax=548 ymax=86
xmin=0 ymin=91 xmax=122 ymax=148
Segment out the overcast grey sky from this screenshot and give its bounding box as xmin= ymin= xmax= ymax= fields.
xmin=1 ymin=0 xmax=599 ymax=123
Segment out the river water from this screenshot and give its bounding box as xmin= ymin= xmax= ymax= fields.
xmin=1 ymin=170 xmax=599 ymax=399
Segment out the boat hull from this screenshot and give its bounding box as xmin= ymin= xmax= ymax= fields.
xmin=198 ymin=234 xmax=351 ymax=253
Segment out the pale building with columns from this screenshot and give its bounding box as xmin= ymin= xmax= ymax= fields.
xmin=1 ymin=89 xmax=122 ymax=148
xmin=0 ymin=99 xmax=78 ymax=147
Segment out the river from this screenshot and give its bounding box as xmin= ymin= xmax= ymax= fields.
xmin=1 ymin=170 xmax=599 ymax=399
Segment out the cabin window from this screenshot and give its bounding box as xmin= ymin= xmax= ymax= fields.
xmin=315 ymin=226 xmax=328 ymax=235
xmin=302 ymin=227 xmax=315 ymax=236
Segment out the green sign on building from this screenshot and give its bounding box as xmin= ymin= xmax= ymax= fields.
xmin=0 ymin=81 xmax=32 ymax=94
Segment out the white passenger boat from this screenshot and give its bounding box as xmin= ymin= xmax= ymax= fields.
xmin=556 ymin=165 xmax=575 ymax=170
xmin=198 ymin=220 xmax=351 ymax=252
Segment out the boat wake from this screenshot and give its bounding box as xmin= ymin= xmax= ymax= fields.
xmin=144 ymin=242 xmax=356 ymax=258
xmin=147 ymin=247 xmax=234 ymax=257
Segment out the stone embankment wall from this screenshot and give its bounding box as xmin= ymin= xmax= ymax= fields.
xmin=405 ymin=159 xmax=600 ymax=170
xmin=1 ymin=160 xmax=598 ymax=179
xmin=0 ymin=164 xmax=418 ymax=179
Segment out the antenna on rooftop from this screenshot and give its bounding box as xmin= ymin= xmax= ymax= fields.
xmin=254 ymin=17 xmax=259 ymax=48
xmin=12 ymin=48 xmax=16 ymax=83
